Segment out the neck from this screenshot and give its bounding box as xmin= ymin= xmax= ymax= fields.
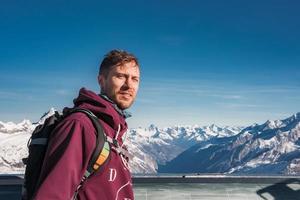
xmin=99 ymin=93 xmax=132 ymax=119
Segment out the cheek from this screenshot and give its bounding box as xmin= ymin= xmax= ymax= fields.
xmin=110 ymin=79 xmax=123 ymax=92
xmin=130 ymin=85 xmax=139 ymax=98
xmin=134 ymin=83 xmax=140 ymax=92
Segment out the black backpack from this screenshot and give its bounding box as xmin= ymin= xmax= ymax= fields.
xmin=22 ymin=108 xmax=111 ymax=200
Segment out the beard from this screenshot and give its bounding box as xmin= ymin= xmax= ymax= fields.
xmin=115 ymin=92 xmax=135 ymax=110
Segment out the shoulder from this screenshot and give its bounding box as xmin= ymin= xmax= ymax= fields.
xmin=62 ymin=112 xmax=95 ymax=131
xmin=49 ymin=112 xmax=97 ymax=141
xmin=47 ymin=112 xmax=98 ymax=149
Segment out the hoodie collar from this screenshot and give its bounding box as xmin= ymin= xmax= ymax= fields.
xmin=72 ymin=87 xmax=129 ymax=136
xmin=99 ymin=94 xmax=132 ymax=119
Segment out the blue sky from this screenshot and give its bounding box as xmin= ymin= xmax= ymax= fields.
xmin=0 ymin=0 xmax=299 ymax=128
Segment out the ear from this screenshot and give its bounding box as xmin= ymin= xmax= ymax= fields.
xmin=98 ymin=74 xmax=105 ymax=90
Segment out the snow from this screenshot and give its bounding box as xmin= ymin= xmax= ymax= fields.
xmin=0 ymin=108 xmax=299 ymax=175
xmin=196 ymin=144 xmax=214 ymax=152
xmin=0 ymin=119 xmax=33 ymax=134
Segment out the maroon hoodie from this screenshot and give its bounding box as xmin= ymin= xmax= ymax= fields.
xmin=34 ymin=88 xmax=134 ymax=200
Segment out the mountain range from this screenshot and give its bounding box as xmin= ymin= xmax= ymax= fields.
xmin=158 ymin=113 xmax=300 ymax=175
xmin=0 ymin=109 xmax=299 ymax=175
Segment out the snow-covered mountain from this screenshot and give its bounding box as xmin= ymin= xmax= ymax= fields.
xmin=0 ymin=119 xmax=33 ymax=134
xmin=159 ymin=113 xmax=300 ymax=175
xmin=0 ymin=108 xmax=242 ymax=174
xmin=125 ymin=124 xmax=242 ymax=173
xmin=1 ymin=109 xmax=299 ymax=175
xmin=34 ymin=107 xmax=57 ymax=125
xmin=0 ymin=108 xmax=56 ymax=173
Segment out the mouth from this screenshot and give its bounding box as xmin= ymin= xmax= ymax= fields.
xmin=118 ymin=92 xmax=132 ymax=99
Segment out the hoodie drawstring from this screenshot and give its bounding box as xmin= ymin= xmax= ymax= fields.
xmin=115 ymin=124 xmax=121 ymax=141
xmin=113 ymin=124 xmax=130 ymax=171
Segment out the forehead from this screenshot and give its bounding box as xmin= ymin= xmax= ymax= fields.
xmin=112 ymin=61 xmax=140 ymax=76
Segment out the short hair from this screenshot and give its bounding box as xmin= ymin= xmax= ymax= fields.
xmin=99 ymin=49 xmax=139 ymax=76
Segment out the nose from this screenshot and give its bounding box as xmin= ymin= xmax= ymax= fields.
xmin=120 ymin=77 xmax=131 ymax=90
xmin=124 ymin=77 xmax=134 ymax=89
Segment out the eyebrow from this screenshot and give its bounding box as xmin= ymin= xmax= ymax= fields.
xmin=115 ymin=72 xmax=140 ymax=78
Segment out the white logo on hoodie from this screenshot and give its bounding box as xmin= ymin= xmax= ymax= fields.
xmin=109 ymin=168 xmax=117 ymax=182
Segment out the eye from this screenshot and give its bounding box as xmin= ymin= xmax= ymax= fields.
xmin=116 ymin=74 xmax=125 ymax=79
xmin=132 ymin=77 xmax=140 ymax=83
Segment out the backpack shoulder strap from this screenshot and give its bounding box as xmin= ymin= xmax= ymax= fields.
xmin=67 ymin=108 xmax=111 ymax=200
xmin=67 ymin=108 xmax=111 ymax=178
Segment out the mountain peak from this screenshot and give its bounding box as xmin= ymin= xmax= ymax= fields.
xmin=0 ymin=119 xmax=33 ymax=134
xmin=281 ymin=112 xmax=300 ymax=126
xmin=294 ymin=112 xmax=300 ymax=120
xmin=35 ymin=107 xmax=58 ymax=125
xmin=208 ymin=124 xmax=220 ymax=132
xmin=148 ymin=124 xmax=157 ymax=131
xmin=264 ymin=120 xmax=276 ymax=129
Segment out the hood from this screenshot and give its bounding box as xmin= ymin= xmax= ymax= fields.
xmin=65 ymin=87 xmax=128 ymax=139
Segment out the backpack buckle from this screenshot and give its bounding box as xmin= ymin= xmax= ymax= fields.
xmin=113 ymin=138 xmax=119 ymax=147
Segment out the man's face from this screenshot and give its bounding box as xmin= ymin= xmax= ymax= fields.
xmin=98 ymin=61 xmax=140 ymax=110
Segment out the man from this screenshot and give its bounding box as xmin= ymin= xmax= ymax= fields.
xmin=34 ymin=49 xmax=140 ymax=199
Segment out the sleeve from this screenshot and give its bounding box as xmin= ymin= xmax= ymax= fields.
xmin=34 ymin=118 xmax=96 ymax=200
